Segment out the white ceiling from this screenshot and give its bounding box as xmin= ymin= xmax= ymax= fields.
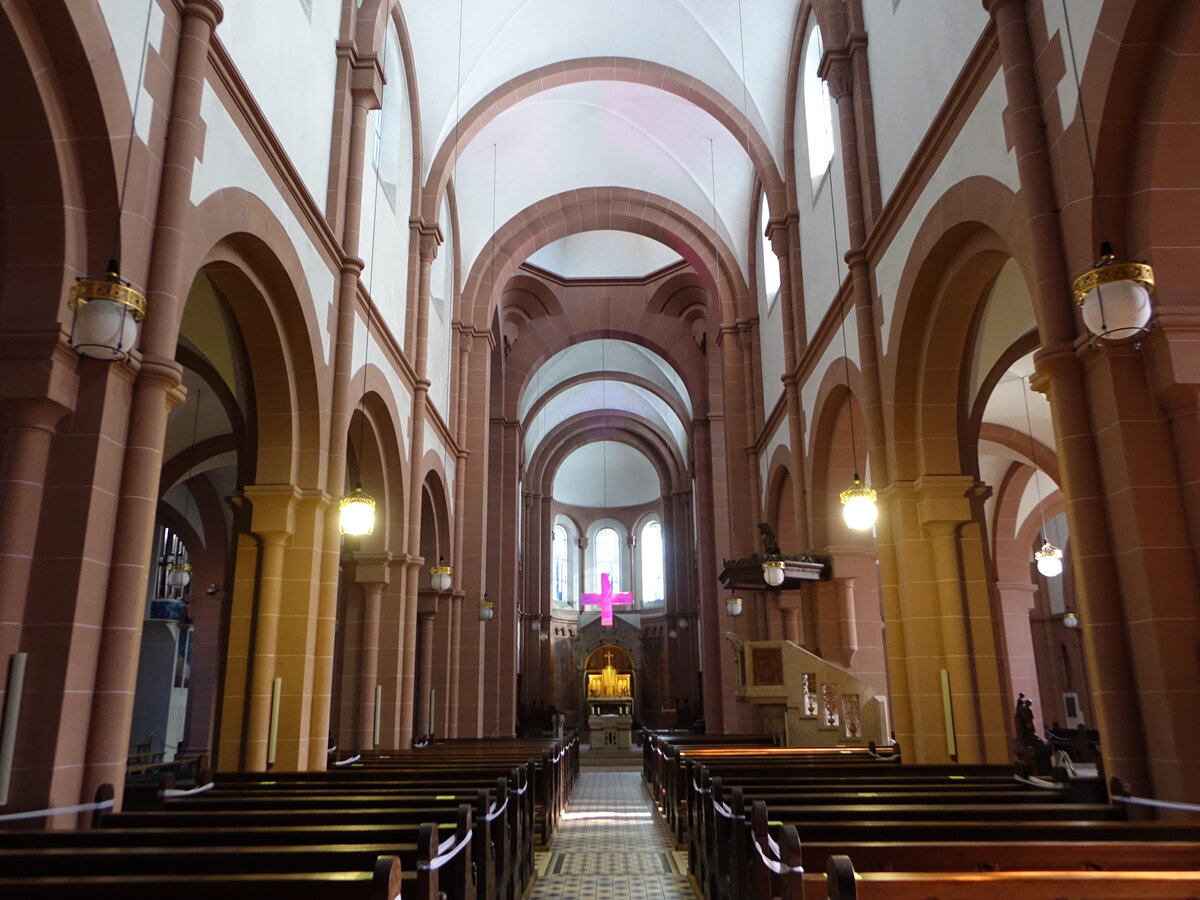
xmin=553 ymin=441 xmax=662 ymax=507
xmin=527 ymin=231 xmax=683 ymax=279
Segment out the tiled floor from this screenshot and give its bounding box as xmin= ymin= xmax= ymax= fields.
xmin=528 ymin=770 xmax=698 ymax=899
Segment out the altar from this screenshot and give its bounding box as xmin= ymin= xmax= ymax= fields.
xmin=586 ymin=650 xmax=633 ymax=749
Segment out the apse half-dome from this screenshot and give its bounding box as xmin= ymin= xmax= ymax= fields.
xmin=552 ymin=441 xmax=660 ymax=507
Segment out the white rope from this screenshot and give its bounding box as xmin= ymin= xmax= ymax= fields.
xmin=160 ymin=781 xmax=215 ymax=798
xmin=484 ymin=795 xmax=509 ymax=823
xmin=712 ymin=798 xmax=734 ymax=819
xmin=0 ymin=799 xmax=114 ymax=823
xmin=1115 ymin=795 xmax=1200 ymax=812
xmin=419 ymin=829 xmax=474 ymax=871
xmin=333 ymin=754 xmax=362 ymax=767
xmin=1014 ymin=773 xmax=1064 ymax=790
xmin=511 ymin=782 xmax=527 ymax=796
xmin=752 ymin=835 xmax=805 ymax=876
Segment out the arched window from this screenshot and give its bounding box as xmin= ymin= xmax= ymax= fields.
xmin=552 ymin=523 xmax=570 ymax=607
xmin=593 ymin=526 xmax=622 ymax=591
xmin=639 ymin=519 xmax=664 ymax=605
xmin=803 ymin=24 xmax=835 ymax=185
xmin=759 ymin=190 xmax=781 ymax=306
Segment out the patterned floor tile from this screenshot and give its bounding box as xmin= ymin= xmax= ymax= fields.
xmin=527 ymin=771 xmax=699 ymax=899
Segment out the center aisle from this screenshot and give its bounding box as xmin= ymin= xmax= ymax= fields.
xmin=529 ymin=770 xmax=698 ymax=899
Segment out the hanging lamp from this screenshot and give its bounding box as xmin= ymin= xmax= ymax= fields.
xmin=1058 ymin=1 xmax=1155 ymax=345
xmin=69 ymin=1 xmax=155 ymax=361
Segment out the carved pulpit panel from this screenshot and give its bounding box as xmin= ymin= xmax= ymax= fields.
xmin=751 ymin=647 xmax=784 ymax=686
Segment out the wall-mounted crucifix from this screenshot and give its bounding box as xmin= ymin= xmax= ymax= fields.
xmin=580 ymin=572 xmax=633 ymax=626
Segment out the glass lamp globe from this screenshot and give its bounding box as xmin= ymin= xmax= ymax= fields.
xmin=1035 ymin=540 xmax=1063 ymax=578
xmin=840 ymin=477 xmax=879 ymax=531
xmin=339 ymin=483 xmax=376 ymax=536
xmin=68 ymin=266 xmax=146 ymax=361
xmin=762 ymin=560 xmax=785 ymax=587
xmin=726 ymin=596 xmax=743 ymax=617
xmin=430 ymin=559 xmax=452 ymax=592
xmin=1072 ymin=243 xmax=1155 ymax=344
xmin=1062 ymin=611 xmax=1080 ymax=629
xmin=478 ymin=595 xmax=494 ymax=621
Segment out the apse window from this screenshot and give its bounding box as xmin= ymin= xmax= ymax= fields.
xmin=593 ymin=526 xmax=622 ymax=591
xmin=553 ymin=523 xmax=573 ymax=607
xmin=640 ymin=519 xmax=664 ymax=605
xmin=803 ymin=25 xmax=835 ymax=188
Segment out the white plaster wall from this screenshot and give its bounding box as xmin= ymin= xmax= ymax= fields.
xmin=356 ymin=313 xmax=412 ymax=454
xmin=863 ymin=0 xmax=989 ymax=204
xmin=969 ymin=259 xmax=1036 ymax=405
xmin=96 ymin=0 xmax=166 ymax=143
xmin=424 ymin=420 xmax=456 ymax=498
xmin=528 ymin=232 xmax=681 ymax=279
xmin=873 ymin=71 xmax=1019 ymax=354
xmin=1041 ymin=0 xmax=1102 ymax=132
xmin=799 ymin=167 xmax=852 ymax=344
xmin=191 ymin=81 xmax=336 ymax=364
xmin=217 ymin=0 xmax=340 ymax=206
xmin=360 ymin=22 xmax=414 ymax=350
xmin=801 ymin=304 xmax=860 ymax=459
xmin=758 ymin=415 xmax=791 ymax=509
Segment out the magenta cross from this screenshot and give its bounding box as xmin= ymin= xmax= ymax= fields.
xmin=580 ymin=572 xmax=633 ymax=626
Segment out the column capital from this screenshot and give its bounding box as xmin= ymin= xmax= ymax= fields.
xmin=819 ymin=53 xmax=854 ymax=101
xmin=914 ymin=474 xmax=978 ymax=527
xmin=183 ymin=0 xmax=224 ymax=29
xmin=349 ymin=51 xmax=384 ymax=110
xmin=355 ymin=551 xmax=393 ymax=585
xmin=410 ymin=218 xmax=444 ymax=262
xmin=243 ymin=483 xmax=302 ymax=537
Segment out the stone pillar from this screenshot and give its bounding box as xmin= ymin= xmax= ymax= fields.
xmin=239 ymin=486 xmax=300 ymax=770
xmin=79 ymin=0 xmax=224 ymax=813
xmin=416 ymin=608 xmax=435 ymax=736
xmin=834 ymin=576 xmax=858 ymax=666
xmin=308 ymin=41 xmax=383 ymax=770
xmin=915 ymin=475 xmax=1008 ymax=764
xmin=0 ymin=387 xmax=73 ymax=682
xmin=354 ymin=553 xmax=390 ymax=750
xmin=984 ymin=0 xmax=1151 ymax=791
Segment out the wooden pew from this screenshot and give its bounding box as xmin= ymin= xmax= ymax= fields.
xmin=0 ymin=852 xmax=405 ymax=900
xmin=745 ymin=804 xmax=1200 ymax=900
xmin=693 ymin=767 xmax=1126 ymax=900
xmin=99 ymin=801 xmax=472 ymax=900
xmin=822 ymin=854 xmax=1200 ymax=900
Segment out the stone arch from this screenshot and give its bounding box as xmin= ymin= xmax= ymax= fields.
xmin=886 ymin=178 xmax=1027 ymax=480
xmin=504 ymin=320 xmax=707 ymax=429
xmin=459 ymin=189 xmax=752 ymax=335
xmin=528 ymin=411 xmax=687 ymax=500
xmin=419 ymin=57 xmax=787 ymax=224
xmin=346 ymin=377 xmax=408 ymax=555
xmin=0 ymin=0 xmax=129 ymax=326
xmin=188 ymin=190 xmax=329 ymax=489
xmin=418 ymin=461 xmax=453 ymax=565
xmin=808 ymin=359 xmax=871 ymax=550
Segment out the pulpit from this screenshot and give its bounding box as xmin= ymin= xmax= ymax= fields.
xmin=586 ymin=651 xmax=633 ymax=749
